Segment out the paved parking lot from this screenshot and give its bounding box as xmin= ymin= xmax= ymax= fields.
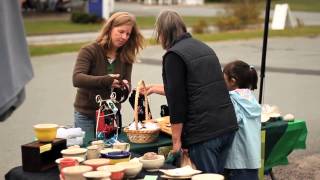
xmin=1 ymin=36 xmax=320 ymax=177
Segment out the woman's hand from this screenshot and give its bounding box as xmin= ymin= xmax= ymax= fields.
xmin=144 ymin=85 xmax=154 ymax=96
xmin=109 ymin=74 xmax=120 ymax=88
xmin=122 ymin=79 xmax=131 ymax=92
xmin=140 ymin=84 xmax=165 ymax=96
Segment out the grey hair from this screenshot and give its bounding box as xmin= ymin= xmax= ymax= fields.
xmin=155 ymin=10 xmax=187 ymax=50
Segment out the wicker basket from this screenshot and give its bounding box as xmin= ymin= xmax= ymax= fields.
xmin=124 ymin=80 xmax=160 ymax=143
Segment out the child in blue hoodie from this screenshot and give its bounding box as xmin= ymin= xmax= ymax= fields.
xmin=223 ymin=60 xmax=261 ymax=180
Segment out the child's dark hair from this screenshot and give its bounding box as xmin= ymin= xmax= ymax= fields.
xmin=223 ymin=60 xmax=258 ymax=90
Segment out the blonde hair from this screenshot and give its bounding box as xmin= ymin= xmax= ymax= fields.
xmin=96 ymin=12 xmax=144 ymax=64
xmin=155 ymin=10 xmax=187 ymax=49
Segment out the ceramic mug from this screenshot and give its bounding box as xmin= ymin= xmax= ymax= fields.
xmin=112 ymin=142 xmax=130 ymax=151
xmin=91 ymin=140 xmax=105 ymax=152
xmin=87 ymin=145 xmax=100 ymax=159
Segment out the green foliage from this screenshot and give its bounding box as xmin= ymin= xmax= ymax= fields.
xmin=232 ymin=1 xmax=261 ymax=25
xmin=216 ymin=0 xmax=262 ymax=31
xmin=271 ymin=0 xmax=320 ymax=12
xmin=192 ymin=20 xmax=209 ymax=34
xmin=216 ymin=16 xmax=242 ymax=31
xmin=71 ymin=12 xmax=103 ymax=24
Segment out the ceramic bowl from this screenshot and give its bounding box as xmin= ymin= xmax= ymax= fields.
xmin=83 ymin=158 xmax=110 ymax=170
xmin=97 ymin=165 xmax=125 ymax=180
xmin=83 ymin=170 xmax=111 ymax=180
xmin=62 ymin=165 xmax=93 ymax=180
xmin=61 ymin=148 xmax=87 ymax=160
xmin=139 ymin=155 xmax=165 ymax=171
xmin=192 ymin=173 xmax=224 ymax=180
xmin=91 ymin=140 xmax=105 ymax=151
xmin=100 ymin=148 xmax=121 ymax=154
xmin=55 ymin=157 xmax=83 ymax=171
xmin=112 ymin=142 xmax=130 ymax=151
xmin=101 ymin=151 xmax=130 ymax=165
xmin=116 ymin=162 xmax=143 ymax=178
xmin=33 ymin=123 xmax=58 ymax=142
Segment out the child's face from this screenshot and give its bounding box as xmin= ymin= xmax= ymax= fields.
xmin=224 ymin=73 xmax=236 ymax=91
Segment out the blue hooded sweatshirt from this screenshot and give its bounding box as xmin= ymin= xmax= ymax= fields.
xmin=225 ymin=89 xmax=261 ymax=169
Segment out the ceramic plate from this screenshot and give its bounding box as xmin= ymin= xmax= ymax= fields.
xmin=161 ymin=175 xmax=192 ymax=179
xmin=160 ymin=166 xmax=201 ymax=177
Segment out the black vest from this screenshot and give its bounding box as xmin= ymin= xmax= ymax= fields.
xmin=163 ymin=35 xmax=238 ymax=147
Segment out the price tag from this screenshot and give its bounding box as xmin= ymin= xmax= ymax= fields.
xmin=39 ymin=144 xmax=52 ymax=153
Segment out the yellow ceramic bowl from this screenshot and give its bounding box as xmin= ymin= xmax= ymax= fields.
xmin=33 ymin=124 xmax=58 ymax=142
xmin=109 ymin=157 xmax=130 ymax=165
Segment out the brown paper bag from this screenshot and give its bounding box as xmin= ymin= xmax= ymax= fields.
xmin=180 ymin=151 xmax=197 ymax=169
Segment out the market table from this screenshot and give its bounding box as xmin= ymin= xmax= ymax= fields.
xmin=263 ymin=119 xmax=307 ymax=169
xmin=260 ymin=119 xmax=308 ymax=179
xmin=5 ymin=152 xmax=175 ymax=180
xmin=5 ymin=132 xmax=173 ymax=180
xmin=5 ymin=164 xmax=175 ymax=180
xmin=5 ymin=120 xmax=307 ymax=180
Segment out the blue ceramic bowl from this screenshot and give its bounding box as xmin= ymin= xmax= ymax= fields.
xmin=101 ymin=151 xmax=130 ymax=159
xmin=101 ymin=151 xmax=131 ymax=164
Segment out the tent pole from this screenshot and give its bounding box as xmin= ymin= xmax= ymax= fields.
xmin=259 ymin=0 xmax=272 ymax=104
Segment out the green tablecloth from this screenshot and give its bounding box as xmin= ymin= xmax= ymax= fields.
xmin=118 ymin=132 xmax=172 ymax=155
xmin=262 ymin=119 xmax=307 ymax=170
xmin=119 ymin=119 xmax=307 ymax=170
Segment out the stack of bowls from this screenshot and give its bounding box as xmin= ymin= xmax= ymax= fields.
xmin=62 ymin=165 xmax=93 ymax=180
xmin=61 ymin=148 xmax=87 ymax=160
xmin=83 ymin=158 xmax=110 ymax=170
xmin=97 ymin=165 xmax=125 ymax=180
xmin=83 ymin=170 xmax=111 ymax=180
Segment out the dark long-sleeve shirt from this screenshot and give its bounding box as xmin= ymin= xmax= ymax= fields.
xmin=163 ymin=52 xmax=187 ymax=124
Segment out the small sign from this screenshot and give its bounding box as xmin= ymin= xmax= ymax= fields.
xmin=103 ymin=0 xmax=114 ymax=19
xmin=39 ymin=144 xmax=52 ymax=154
xmin=271 ymin=3 xmax=297 ymax=30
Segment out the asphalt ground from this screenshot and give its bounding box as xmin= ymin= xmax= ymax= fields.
xmin=1 ymin=36 xmax=320 ymax=178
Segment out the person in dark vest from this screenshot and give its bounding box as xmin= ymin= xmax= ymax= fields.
xmin=143 ymin=10 xmax=239 ymax=173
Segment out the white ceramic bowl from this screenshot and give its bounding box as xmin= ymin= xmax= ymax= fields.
xmin=192 ymin=173 xmax=224 ymax=180
xmin=116 ymin=162 xmax=143 ymax=178
xmin=61 ymin=148 xmax=87 ymax=160
xmin=139 ymin=155 xmax=165 ymax=171
xmin=83 ymin=170 xmax=111 ymax=180
xmin=62 ymin=165 xmax=93 ymax=180
xmin=97 ymin=165 xmax=125 ymax=180
xmin=83 ymin=158 xmax=110 ymax=170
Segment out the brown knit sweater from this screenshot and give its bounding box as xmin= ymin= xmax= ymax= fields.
xmin=73 ymin=42 xmax=132 ymax=118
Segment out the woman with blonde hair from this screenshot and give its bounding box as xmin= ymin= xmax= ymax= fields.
xmin=73 ymin=12 xmax=144 ymax=146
